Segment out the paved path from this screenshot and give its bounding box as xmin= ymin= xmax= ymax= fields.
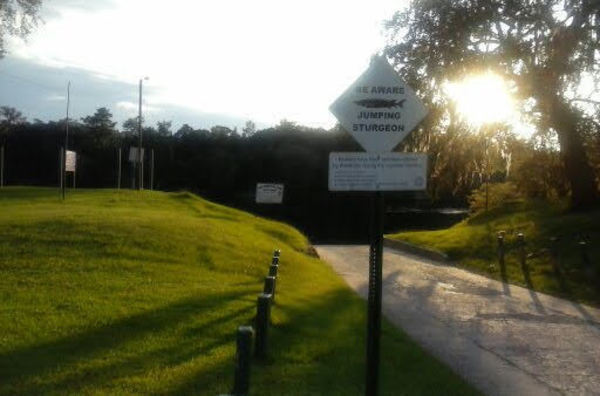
xmin=315 ymin=245 xmax=600 ymax=396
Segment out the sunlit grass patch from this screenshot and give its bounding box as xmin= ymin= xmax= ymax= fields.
xmin=389 ymin=201 xmax=600 ymax=305
xmin=0 ymin=187 xmax=477 ymax=395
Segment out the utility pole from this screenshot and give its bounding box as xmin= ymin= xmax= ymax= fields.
xmin=0 ymin=144 xmax=4 ymax=189
xmin=62 ymin=81 xmax=70 ymax=200
xmin=117 ymin=148 xmax=122 ymax=190
xmin=137 ymin=77 xmax=149 ymax=190
xmin=138 ymin=79 xmax=143 ymax=190
xmin=150 ymin=149 xmax=154 ymax=191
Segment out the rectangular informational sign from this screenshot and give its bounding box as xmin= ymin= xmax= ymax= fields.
xmin=128 ymin=147 xmax=144 ymax=162
xmin=329 ymin=152 xmax=427 ymax=191
xmin=256 ymin=183 xmax=284 ymax=204
xmin=65 ymin=150 xmax=76 ymax=172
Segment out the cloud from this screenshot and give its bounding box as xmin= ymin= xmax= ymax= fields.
xmin=41 ymin=0 xmax=117 ymax=19
xmin=116 ymin=101 xmax=160 ymax=114
xmin=6 ymin=0 xmax=407 ymax=129
xmin=115 ymin=101 xmax=137 ymax=111
xmin=0 ymin=57 xmax=257 ymax=131
xmin=46 ymin=95 xmax=66 ymax=101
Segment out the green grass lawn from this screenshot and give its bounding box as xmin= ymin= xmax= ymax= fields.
xmin=388 ymin=201 xmax=600 ymax=306
xmin=0 ymin=187 xmax=477 ymax=396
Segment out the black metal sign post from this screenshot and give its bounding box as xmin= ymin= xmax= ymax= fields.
xmin=328 ymin=56 xmax=428 ymax=396
xmin=366 ymin=191 xmax=384 ymax=395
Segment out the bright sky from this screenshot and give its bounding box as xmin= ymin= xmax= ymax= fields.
xmin=5 ymin=0 xmax=404 ymax=129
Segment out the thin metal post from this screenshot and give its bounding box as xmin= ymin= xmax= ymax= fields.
xmin=579 ymin=241 xmax=591 ymax=270
xmin=62 ymin=149 xmax=66 ymax=199
xmin=65 ymin=82 xmax=70 ymax=151
xmin=232 ymin=326 xmax=253 ymax=396
xmin=255 ymin=293 xmax=271 ymax=358
xmin=517 ymin=233 xmax=526 ymax=268
xmin=497 ymin=234 xmax=504 ymax=268
xmin=138 ymin=79 xmax=143 ymax=190
xmin=549 ymin=237 xmax=560 ymax=271
xmin=59 ymin=147 xmax=64 ymax=198
xmin=72 ymin=153 xmax=76 ymax=189
xmin=62 ymin=82 xmax=70 ymax=200
xmin=150 ymin=148 xmax=154 ymax=191
xmin=366 ymin=192 xmax=384 ymax=396
xmin=269 ymin=264 xmax=279 ymax=277
xmin=0 ymin=144 xmax=4 ymax=188
xmin=117 ymin=148 xmax=122 ymax=190
xmin=141 ymin=149 xmax=144 ymax=190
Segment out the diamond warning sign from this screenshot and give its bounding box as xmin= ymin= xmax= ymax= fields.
xmin=329 ymin=56 xmax=428 ymax=152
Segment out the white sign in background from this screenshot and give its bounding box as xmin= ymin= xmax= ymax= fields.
xmin=329 ymin=152 xmax=427 ymax=191
xmin=128 ymin=147 xmax=145 ymax=162
xmin=65 ymin=150 xmax=76 ymax=172
xmin=329 ymin=56 xmax=428 ymax=153
xmin=256 ymin=183 xmax=284 ymax=204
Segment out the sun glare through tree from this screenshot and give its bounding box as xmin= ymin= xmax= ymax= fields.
xmin=445 ymin=72 xmax=516 ymax=128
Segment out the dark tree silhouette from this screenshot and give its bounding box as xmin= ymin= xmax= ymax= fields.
xmin=175 ymin=123 xmax=194 ymax=137
xmin=385 ymin=0 xmax=600 ymax=209
xmin=81 ymin=107 xmax=116 ymax=130
xmin=156 ymin=120 xmax=172 ymax=136
xmin=0 ymin=106 xmax=26 ymax=125
xmin=81 ymin=107 xmax=117 ymax=148
xmin=122 ymin=117 xmax=139 ymax=135
xmin=0 ymin=106 xmax=26 ymax=146
xmin=242 ymin=120 xmax=256 ymax=138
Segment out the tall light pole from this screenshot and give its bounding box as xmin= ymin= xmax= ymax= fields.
xmin=62 ymin=81 xmax=71 ymax=200
xmin=137 ymin=76 xmax=149 ymax=190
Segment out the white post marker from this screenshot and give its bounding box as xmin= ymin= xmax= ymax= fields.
xmin=256 ymin=183 xmax=284 ymax=204
xmin=65 ymin=150 xmax=77 ymax=173
xmin=128 ymin=147 xmax=144 ymax=163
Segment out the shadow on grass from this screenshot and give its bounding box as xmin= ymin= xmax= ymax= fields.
xmin=240 ymin=274 xmax=476 ymax=396
xmin=248 ymin=287 xmax=367 ymax=395
xmin=0 ymin=289 xmax=253 ymax=395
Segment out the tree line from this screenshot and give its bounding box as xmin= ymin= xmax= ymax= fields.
xmin=1 ymin=104 xmax=597 ymax=241
xmin=2 ymin=0 xmax=599 ymax=239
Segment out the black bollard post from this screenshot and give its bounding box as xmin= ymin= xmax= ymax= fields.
xmin=255 ymin=293 xmax=272 ymax=358
xmin=549 ymin=237 xmax=560 ymax=271
xmin=497 ymin=234 xmax=505 ymax=268
xmin=264 ymin=276 xmax=276 ymax=301
xmin=269 ymin=264 xmax=279 ymax=277
xmin=579 ymin=241 xmax=592 ymax=273
xmin=232 ymin=326 xmax=253 ymax=396
xmin=271 ymin=256 xmax=279 ymax=265
xmin=517 ymin=233 xmax=526 ymax=268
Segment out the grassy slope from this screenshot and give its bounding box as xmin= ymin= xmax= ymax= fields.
xmin=0 ymin=187 xmax=477 ymax=396
xmin=389 ymin=201 xmax=600 ymax=306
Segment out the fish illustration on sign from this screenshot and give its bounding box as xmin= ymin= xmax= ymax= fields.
xmin=354 ymin=99 xmax=406 ymax=109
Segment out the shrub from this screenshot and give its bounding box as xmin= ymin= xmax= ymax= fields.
xmin=468 ymin=182 xmax=521 ymax=212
